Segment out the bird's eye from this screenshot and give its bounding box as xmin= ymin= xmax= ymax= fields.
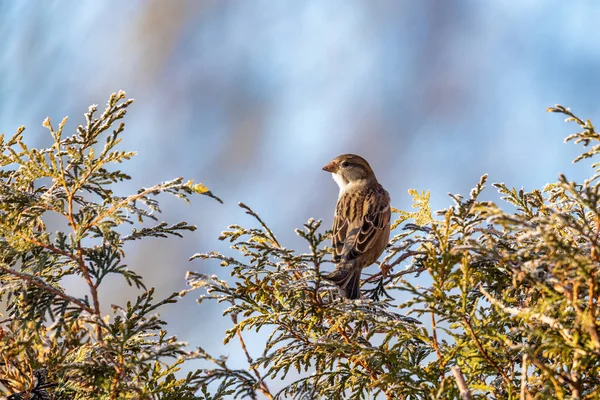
xmin=341 ymin=161 xmax=350 ymax=167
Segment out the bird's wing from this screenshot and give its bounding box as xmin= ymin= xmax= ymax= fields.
xmin=333 ymin=188 xmax=390 ymax=263
xmin=332 ymin=208 xmax=348 ymax=263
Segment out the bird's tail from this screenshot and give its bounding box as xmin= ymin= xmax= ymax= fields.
xmin=323 ymin=264 xmax=362 ymax=300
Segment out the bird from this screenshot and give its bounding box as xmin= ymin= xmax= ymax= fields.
xmin=321 ymin=154 xmax=391 ymax=300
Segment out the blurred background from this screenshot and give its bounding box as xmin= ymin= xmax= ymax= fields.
xmin=2 ymin=0 xmax=600 ymax=393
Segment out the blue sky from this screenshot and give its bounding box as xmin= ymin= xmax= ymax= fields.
xmin=2 ymin=0 xmax=600 ymax=390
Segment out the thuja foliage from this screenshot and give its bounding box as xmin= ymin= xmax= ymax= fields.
xmin=0 ymin=92 xmax=222 ymax=399
xmin=3 ymin=93 xmax=600 ymax=400
xmin=187 ymin=106 xmax=600 ymax=399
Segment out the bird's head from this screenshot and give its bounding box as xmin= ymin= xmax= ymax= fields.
xmin=322 ymin=154 xmax=376 ymax=190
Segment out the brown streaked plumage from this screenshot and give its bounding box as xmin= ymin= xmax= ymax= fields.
xmin=322 ymin=154 xmax=391 ymax=299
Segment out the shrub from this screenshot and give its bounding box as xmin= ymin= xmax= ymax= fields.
xmin=2 ymin=93 xmax=599 ymax=399
xmin=187 ymin=105 xmax=600 ymax=399
xmin=0 ymin=92 xmax=220 ymax=399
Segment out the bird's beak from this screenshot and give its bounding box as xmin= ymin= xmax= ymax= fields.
xmin=322 ymin=161 xmax=336 ymax=172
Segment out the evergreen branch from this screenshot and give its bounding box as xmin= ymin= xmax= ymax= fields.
xmin=461 ymin=314 xmax=511 ymax=385
xmin=231 ymin=313 xmax=274 ymax=400
xmin=76 ymin=240 xmax=103 ymax=340
xmin=86 ymin=185 xmax=166 ymax=229
xmin=238 ymin=202 xmax=281 ymax=247
xmin=7 ymin=95 xmax=600 ymax=398
xmin=0 ymin=264 xmax=93 ymax=314
xmin=0 ymin=92 xmax=223 ymax=399
xmin=479 ymin=285 xmax=575 ymax=345
xmin=430 ymin=311 xmax=443 ymax=373
xmin=363 ymin=251 xmax=427 ymax=284
xmin=7 ymin=229 xmax=75 ymax=260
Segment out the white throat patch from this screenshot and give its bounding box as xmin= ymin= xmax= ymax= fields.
xmin=332 ymin=173 xmax=350 ymax=197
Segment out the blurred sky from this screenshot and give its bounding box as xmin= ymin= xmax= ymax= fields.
xmin=3 ymin=0 xmax=600 ymax=394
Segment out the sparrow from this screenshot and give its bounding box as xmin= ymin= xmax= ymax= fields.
xmin=322 ymin=154 xmax=391 ymax=300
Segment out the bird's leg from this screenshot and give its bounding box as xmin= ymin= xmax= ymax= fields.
xmin=380 ymin=262 xmax=391 ymax=277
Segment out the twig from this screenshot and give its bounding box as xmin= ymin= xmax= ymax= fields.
xmin=10 ymin=230 xmax=75 ymax=260
xmin=479 ymin=285 xmax=574 ymax=343
xmin=231 ymin=314 xmax=274 ymax=400
xmin=86 ymin=185 xmax=160 ymax=230
xmin=334 ymin=324 xmax=395 ymax=399
xmin=65 ymin=187 xmax=104 ymax=342
xmin=76 ymin=240 xmax=102 ymax=340
xmin=0 ymin=264 xmax=93 ymax=314
xmin=363 ymin=251 xmax=426 ymax=284
xmin=430 ymin=311 xmax=444 ymax=373
xmin=461 ymin=315 xmax=510 ymax=385
xmin=520 ymin=353 xmax=528 ymax=400
xmin=451 ymin=366 xmax=472 ymax=400
xmin=239 ymin=202 xmax=281 ymax=247
xmin=526 ymin=353 xmax=573 ymax=396
xmin=382 ymin=250 xmax=426 ymax=272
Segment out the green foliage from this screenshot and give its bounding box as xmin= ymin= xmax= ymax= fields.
xmin=0 ymin=92 xmax=219 ymax=399
xmin=187 ymin=106 xmax=600 ymax=399
xmin=3 ymin=93 xmax=600 ymax=400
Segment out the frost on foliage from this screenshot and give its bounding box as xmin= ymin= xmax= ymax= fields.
xmin=187 ymin=105 xmax=600 ymax=399
xmin=0 ymin=92 xmax=219 ymax=399
xmin=4 ymin=97 xmax=600 ymax=399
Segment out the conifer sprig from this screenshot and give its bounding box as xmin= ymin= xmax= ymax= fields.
xmin=0 ymin=92 xmax=219 ymax=399
xmin=4 ymin=96 xmax=600 ymax=399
